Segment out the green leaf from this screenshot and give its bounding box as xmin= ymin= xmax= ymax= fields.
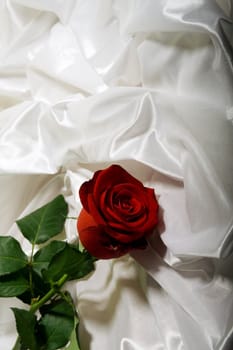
xmin=33 ymin=241 xmax=67 ymax=277
xmin=65 ymin=316 xmax=81 ymax=350
xmin=0 ymin=236 xmax=28 ymax=276
xmin=17 ymin=268 xmax=50 ymax=305
xmin=39 ymin=298 xmax=75 ymax=350
xmin=16 ymin=195 xmax=68 ymax=245
xmin=0 ymin=271 xmax=29 ymax=297
xmin=43 ymin=244 xmax=95 ymax=282
xmin=12 ymin=308 xmax=39 ymax=350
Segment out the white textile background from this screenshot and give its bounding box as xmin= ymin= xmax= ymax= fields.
xmin=0 ymin=0 xmax=233 ymax=349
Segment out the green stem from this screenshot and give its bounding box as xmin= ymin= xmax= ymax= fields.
xmin=30 ymin=274 xmax=68 ymax=313
xmin=28 ymin=243 xmax=35 ymax=297
xmin=12 ymin=335 xmax=21 ymax=350
xmin=12 ymin=274 xmax=69 ymax=350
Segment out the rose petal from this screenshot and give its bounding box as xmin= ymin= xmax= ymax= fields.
xmin=93 ymin=165 xmax=145 ymax=203
xmin=143 ymin=188 xmax=159 ymax=230
xmin=79 ymin=170 xmax=102 ymax=211
xmin=77 ymin=209 xmax=129 ymax=259
xmin=87 ymin=194 xmax=106 ymax=225
xmin=104 ymin=223 xmax=148 ymax=243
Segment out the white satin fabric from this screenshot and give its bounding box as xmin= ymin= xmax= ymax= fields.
xmin=0 ymin=1 xmax=233 ymax=349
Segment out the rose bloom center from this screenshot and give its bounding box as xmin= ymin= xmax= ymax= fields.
xmin=109 ymin=186 xmax=144 ymax=220
xmin=114 ymin=195 xmax=139 ymax=212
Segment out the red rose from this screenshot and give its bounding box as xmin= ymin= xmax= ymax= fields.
xmin=77 ymin=165 xmax=159 ymax=259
